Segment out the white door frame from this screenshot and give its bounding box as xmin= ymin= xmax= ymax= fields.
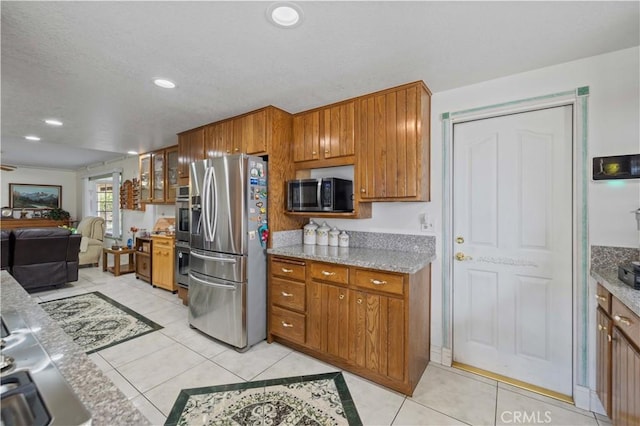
xmin=440 ymin=87 xmax=590 ymax=407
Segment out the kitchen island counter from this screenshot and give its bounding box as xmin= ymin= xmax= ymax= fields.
xmin=591 ymin=267 xmax=640 ymax=317
xmin=268 ymin=244 xmax=435 ymax=274
xmin=0 ymin=271 xmax=149 ymax=426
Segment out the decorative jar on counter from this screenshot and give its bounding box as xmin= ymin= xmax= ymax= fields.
xmin=328 ymin=227 xmax=340 ymax=247
xmin=316 ymin=222 xmax=330 ymax=246
xmin=303 ymin=219 xmax=318 ymax=245
xmin=338 ymin=230 xmax=350 ymax=247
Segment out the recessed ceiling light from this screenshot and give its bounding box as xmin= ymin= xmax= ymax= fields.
xmin=153 ymin=78 xmax=176 ymax=89
xmin=25 ymin=135 xmax=41 ymax=141
xmin=44 ymin=119 xmax=63 ymax=126
xmin=267 ymin=2 xmax=303 ymax=28
xmin=127 ymin=150 xmax=138 ymax=155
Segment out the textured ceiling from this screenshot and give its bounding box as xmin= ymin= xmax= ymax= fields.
xmin=1 ymin=1 xmax=638 ymax=170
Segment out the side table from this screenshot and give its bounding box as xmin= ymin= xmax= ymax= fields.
xmin=102 ymin=247 xmax=136 ymax=276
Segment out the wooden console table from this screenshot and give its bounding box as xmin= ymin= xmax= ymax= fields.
xmin=0 ymin=218 xmax=70 ymax=230
xmin=102 ymin=247 xmax=136 ymax=276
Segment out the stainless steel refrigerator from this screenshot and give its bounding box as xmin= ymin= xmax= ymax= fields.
xmin=188 ymin=154 xmax=268 ymax=350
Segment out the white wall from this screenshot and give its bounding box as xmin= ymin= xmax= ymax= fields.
xmin=0 ymin=167 xmax=78 ymax=216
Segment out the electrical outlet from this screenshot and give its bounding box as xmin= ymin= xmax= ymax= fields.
xmin=421 ymin=222 xmax=433 ymax=232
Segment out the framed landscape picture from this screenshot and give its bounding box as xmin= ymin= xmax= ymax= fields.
xmin=9 ymin=184 xmax=61 ymax=209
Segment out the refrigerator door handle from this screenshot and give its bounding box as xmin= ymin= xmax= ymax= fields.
xmin=190 ymin=251 xmax=237 ymax=263
xmin=189 ymin=273 xmax=236 ymax=290
xmin=317 ymin=179 xmax=322 ymax=209
xmin=210 ymin=166 xmax=218 ymax=242
xmin=203 ymin=167 xmax=214 ymax=242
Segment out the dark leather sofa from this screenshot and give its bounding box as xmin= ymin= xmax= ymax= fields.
xmin=3 ymin=228 xmax=81 ymax=292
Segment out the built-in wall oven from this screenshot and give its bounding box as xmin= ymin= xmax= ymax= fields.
xmin=175 ymin=186 xmax=190 ymax=242
xmin=175 ymin=241 xmax=190 ymax=288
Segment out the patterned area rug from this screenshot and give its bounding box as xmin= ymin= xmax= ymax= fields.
xmin=39 ymin=291 xmax=162 ymax=354
xmin=165 ymin=372 xmax=362 ymax=426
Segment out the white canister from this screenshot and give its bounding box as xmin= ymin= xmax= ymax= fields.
xmin=338 ymin=230 xmax=350 ymax=247
xmin=316 ymin=222 xmax=330 ymax=246
xmin=303 ymin=219 xmax=318 ymax=245
xmin=328 ymin=227 xmax=340 ymax=247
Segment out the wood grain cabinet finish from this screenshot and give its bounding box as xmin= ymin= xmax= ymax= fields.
xmin=177 ymin=127 xmax=205 ymax=185
xmin=205 ymin=120 xmax=234 ymax=158
xmin=267 ymin=255 xmax=431 ymax=396
xmin=357 ymin=81 xmax=431 ymax=201
xmin=140 ymin=146 xmax=179 ymax=204
xmin=151 ymin=236 xmax=176 ymax=292
xmin=292 ymin=101 xmax=356 ymax=166
xmin=595 ymin=283 xmax=640 ymax=424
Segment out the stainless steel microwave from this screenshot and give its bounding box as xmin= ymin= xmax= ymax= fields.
xmin=287 ymin=178 xmax=353 ymax=212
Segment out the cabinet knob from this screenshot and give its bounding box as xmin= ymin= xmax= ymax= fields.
xmin=357 ymin=298 xmax=363 ymax=304
xmin=339 ymin=294 xmax=345 ymax=300
xmin=281 ymin=321 xmax=293 ymax=328
xmin=312 ymin=151 xmax=317 ymax=155
xmin=360 ymin=188 xmax=366 ymax=193
xmin=234 ymin=147 xmax=240 ymax=152
xmin=324 ymin=150 xmax=329 ymax=154
xmin=614 ymin=315 xmax=632 ymax=326
xmin=281 ymin=291 xmax=293 ymax=297
xmin=608 ymin=334 xmax=613 ymax=343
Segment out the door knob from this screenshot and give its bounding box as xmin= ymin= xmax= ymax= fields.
xmin=455 ymin=252 xmax=472 ymax=261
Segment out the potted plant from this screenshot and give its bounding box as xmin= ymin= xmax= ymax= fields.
xmin=45 ymin=208 xmax=71 ymax=221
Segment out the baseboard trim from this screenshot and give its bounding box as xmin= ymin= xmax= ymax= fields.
xmin=430 ymin=346 xmax=442 ymax=364
xmin=441 ymin=347 xmax=452 ymax=366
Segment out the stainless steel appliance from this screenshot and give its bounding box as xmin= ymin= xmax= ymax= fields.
xmin=1 ymin=310 xmax=91 ymax=426
xmin=175 ymin=241 xmax=190 ymax=288
xmin=188 ymin=154 xmax=268 ymax=350
xmin=287 ymin=177 xmax=353 ymax=212
xmin=175 ymin=185 xmax=190 ymax=242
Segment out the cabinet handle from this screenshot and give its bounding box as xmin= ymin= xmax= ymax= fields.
xmin=608 ymin=334 xmax=612 ymax=343
xmin=324 ymin=150 xmax=329 ymax=154
xmin=281 ymin=292 xmax=293 ymax=297
xmin=370 ymin=279 xmax=387 ymax=285
xmin=312 ymin=151 xmax=317 ymax=155
xmin=281 ymin=268 xmax=293 ymax=273
xmin=321 ymin=271 xmax=336 ymax=276
xmin=234 ymin=147 xmax=240 ymax=152
xmin=614 ymin=315 xmax=632 ymax=326
xmin=598 ymin=324 xmax=603 ymax=331
xmin=281 ymin=321 xmax=293 ymax=328
xmin=339 ymin=294 xmax=345 ymax=300
xmin=357 ymin=298 xmax=363 ymax=304
xmin=360 ymin=188 xmax=366 ymax=193
xmin=595 ymin=295 xmax=607 ymax=302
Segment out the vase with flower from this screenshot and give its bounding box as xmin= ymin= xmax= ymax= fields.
xmin=128 ymin=226 xmax=139 ymax=249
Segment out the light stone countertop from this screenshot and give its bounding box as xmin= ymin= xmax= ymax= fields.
xmin=0 ymin=271 xmax=149 ymax=426
xmin=591 ymin=267 xmax=640 ymax=317
xmin=267 ymin=244 xmax=435 ymax=274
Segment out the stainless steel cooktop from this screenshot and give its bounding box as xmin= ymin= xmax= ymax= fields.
xmin=1 ymin=310 xmax=92 ymax=426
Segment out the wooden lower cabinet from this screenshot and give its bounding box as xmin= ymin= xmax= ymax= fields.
xmin=268 ymin=255 xmax=430 ymax=396
xmin=596 ymin=307 xmax=612 ymax=416
xmin=612 ymin=327 xmax=640 ymax=426
xmin=151 ymin=236 xmax=176 ymax=292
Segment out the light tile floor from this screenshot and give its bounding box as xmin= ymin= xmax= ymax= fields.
xmin=32 ymin=268 xmax=613 ymax=426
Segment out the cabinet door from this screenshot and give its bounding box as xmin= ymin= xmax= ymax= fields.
xmin=306 ymin=279 xmax=322 ymax=351
xmin=178 ymin=128 xmax=204 ymax=184
xmin=242 ymin=110 xmax=267 ymax=155
xmin=612 ymin=327 xmax=640 ymax=426
xmin=322 ymin=283 xmax=350 ymax=361
xmin=139 ymin=153 xmax=152 ymax=202
xmin=322 ymin=101 xmax=355 ymax=159
xmin=165 ymin=146 xmax=179 ymax=202
xmin=350 ymin=290 xmax=405 ymax=381
xmin=151 ymin=150 xmax=165 ymax=202
xmin=596 ymin=307 xmax=612 ymax=416
xmin=205 ymin=121 xmax=234 ymax=158
xmin=293 ymin=110 xmax=321 ymax=162
xmin=152 ymin=246 xmax=174 ymax=290
xmin=358 ymin=83 xmax=428 ymax=201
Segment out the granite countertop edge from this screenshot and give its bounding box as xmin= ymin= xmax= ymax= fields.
xmin=267 ymin=245 xmax=436 ymax=274
xmin=591 ymin=267 xmax=640 ymax=317
xmin=0 ymin=271 xmax=149 ymax=426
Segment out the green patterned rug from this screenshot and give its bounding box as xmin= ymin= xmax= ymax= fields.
xmin=39 ymin=291 xmax=163 ymax=354
xmin=165 ymin=372 xmax=362 ymax=426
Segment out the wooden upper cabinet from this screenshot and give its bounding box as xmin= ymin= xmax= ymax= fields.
xmin=292 ymin=101 xmax=355 ymax=166
xmin=205 ymin=120 xmax=234 ymax=158
xmin=177 ymin=127 xmax=205 ymax=185
xmin=357 ymin=81 xmax=431 ymax=201
xmin=139 ymin=153 xmax=151 ymax=203
xmin=151 ymin=150 xmax=165 ymax=202
xmin=293 ymin=110 xmax=321 ymax=162
xmin=241 ymin=109 xmax=267 ymax=155
xmin=165 ymin=146 xmax=179 ymax=202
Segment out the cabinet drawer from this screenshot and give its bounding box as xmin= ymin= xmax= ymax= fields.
xmin=152 ymin=238 xmax=173 ymax=249
xmin=271 ymin=259 xmax=306 ymax=282
xmin=612 ymin=297 xmax=640 ymax=348
xmin=271 ymin=278 xmax=305 ymax=312
xmin=355 ymin=269 xmax=404 ymax=296
xmin=596 ymin=283 xmax=611 ymax=314
xmin=270 ymin=306 xmax=305 ymax=345
xmin=310 ymin=262 xmax=349 ymax=285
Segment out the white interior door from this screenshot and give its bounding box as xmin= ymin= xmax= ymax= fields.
xmin=452 ymin=106 xmax=573 ymax=396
